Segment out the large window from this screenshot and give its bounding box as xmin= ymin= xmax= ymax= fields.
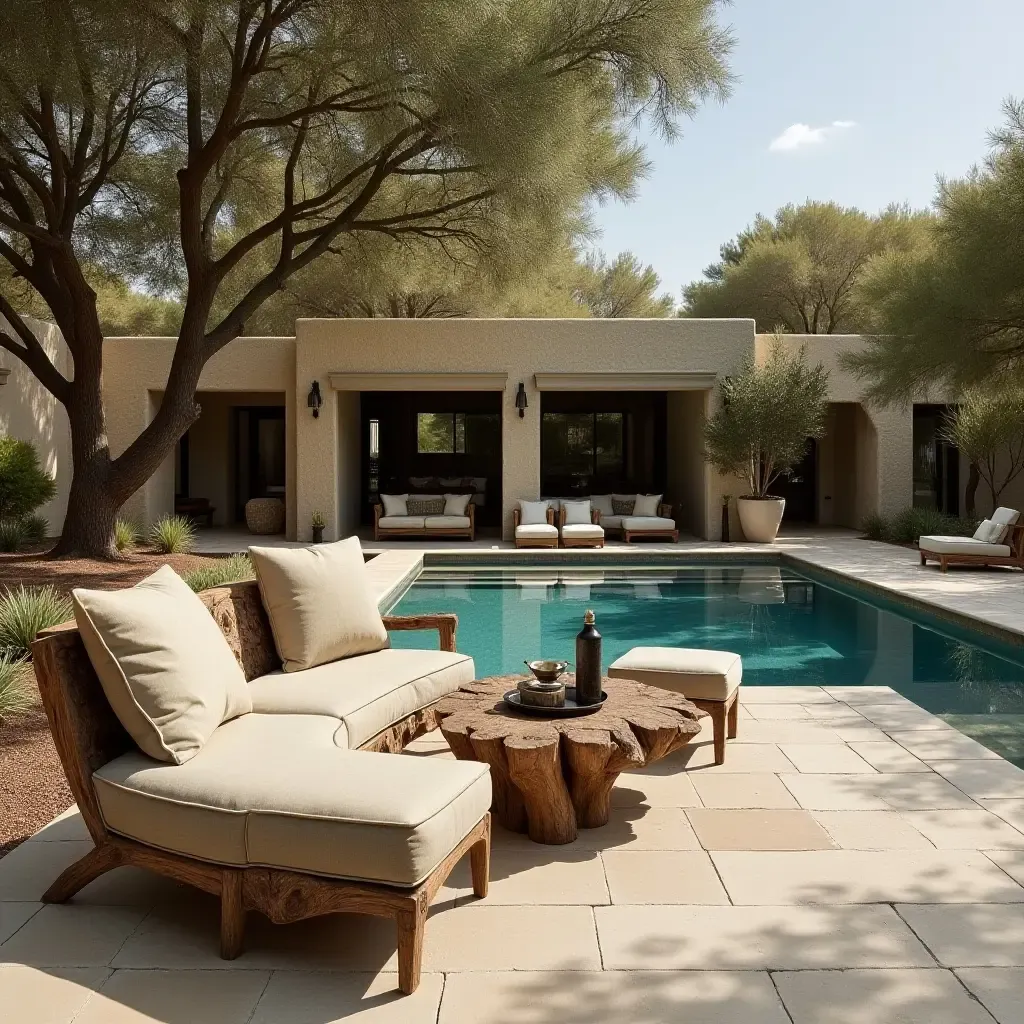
xmin=541 ymin=412 xmax=624 ymax=490
xmin=417 ymin=412 xmax=466 ymax=454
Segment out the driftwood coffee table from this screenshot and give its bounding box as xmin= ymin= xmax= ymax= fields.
xmin=436 ymin=676 xmax=704 ymax=844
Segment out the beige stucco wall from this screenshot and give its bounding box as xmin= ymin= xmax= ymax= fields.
xmin=667 ymin=389 xmax=711 ymax=537
xmin=298 ymin=317 xmax=756 ymax=541
xmin=0 ymin=315 xmax=72 ymax=534
xmin=103 ymin=337 xmax=297 ymax=535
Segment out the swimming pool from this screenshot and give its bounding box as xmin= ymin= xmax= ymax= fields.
xmin=388 ymin=563 xmax=1024 ymax=766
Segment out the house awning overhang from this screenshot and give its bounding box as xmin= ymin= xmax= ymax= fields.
xmin=532 ymin=371 xmax=716 ymax=391
xmin=328 ymin=371 xmax=508 ymax=391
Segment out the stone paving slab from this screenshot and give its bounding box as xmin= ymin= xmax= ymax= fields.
xmin=896 ymin=904 xmax=1024 ymax=967
xmin=955 ymin=968 xmax=1024 ymax=1024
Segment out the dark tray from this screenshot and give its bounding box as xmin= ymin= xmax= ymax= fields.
xmin=502 ymin=686 xmax=607 ymax=717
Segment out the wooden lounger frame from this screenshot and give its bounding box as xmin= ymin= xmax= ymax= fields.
xmin=919 ymin=523 xmax=1024 ymax=573
xmin=30 ymin=589 xmax=490 ymax=995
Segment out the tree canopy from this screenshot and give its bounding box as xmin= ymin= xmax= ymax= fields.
xmin=842 ymin=100 xmax=1024 ymax=404
xmin=572 ymin=251 xmax=674 ymax=317
xmin=682 ymin=201 xmax=932 ymax=333
xmin=0 ymin=0 xmax=732 ymax=555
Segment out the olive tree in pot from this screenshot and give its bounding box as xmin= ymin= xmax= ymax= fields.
xmin=704 ymin=338 xmax=830 ymax=543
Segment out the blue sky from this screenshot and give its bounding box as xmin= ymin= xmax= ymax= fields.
xmin=589 ymin=0 xmax=1024 ymax=300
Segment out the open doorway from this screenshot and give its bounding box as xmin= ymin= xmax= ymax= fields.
xmin=233 ymin=406 xmax=286 ymax=522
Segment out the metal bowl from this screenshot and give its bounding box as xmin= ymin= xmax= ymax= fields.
xmin=524 ymin=659 xmax=570 ymax=683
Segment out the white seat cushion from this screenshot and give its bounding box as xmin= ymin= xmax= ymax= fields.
xmin=600 ymin=514 xmax=623 ymax=530
xmin=516 ymin=524 xmax=558 ymax=539
xmin=93 ymin=713 xmax=491 ymax=887
xmin=609 ymin=646 xmax=741 ymax=702
xmin=378 ymin=516 xmax=426 ymax=529
xmin=621 ymin=516 xmax=676 ymax=531
xmin=248 ymin=648 xmax=475 ymax=748
xmin=424 ymin=515 xmax=471 ymax=529
xmin=561 ymin=523 xmax=604 ymax=538
xmin=73 ymin=565 xmax=252 ymax=765
xmin=919 ymin=536 xmax=1011 ymax=556
xmin=973 ymin=519 xmax=1003 ymax=543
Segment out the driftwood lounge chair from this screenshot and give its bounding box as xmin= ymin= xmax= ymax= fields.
xmin=31 ymin=552 xmax=491 ymax=996
xmin=919 ymin=507 xmax=1024 ymax=572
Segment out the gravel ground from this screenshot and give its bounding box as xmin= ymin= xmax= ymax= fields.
xmin=0 ymin=547 xmax=225 ymax=855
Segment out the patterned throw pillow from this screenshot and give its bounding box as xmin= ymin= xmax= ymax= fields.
xmin=611 ymin=496 xmax=635 ymax=516
xmin=407 ymin=497 xmax=445 ymax=515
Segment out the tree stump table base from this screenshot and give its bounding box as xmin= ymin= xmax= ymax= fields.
xmin=436 ymin=676 xmax=705 ymax=844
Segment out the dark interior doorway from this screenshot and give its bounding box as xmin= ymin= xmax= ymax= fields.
xmin=774 ymin=439 xmax=818 ymax=523
xmin=233 ymin=406 xmax=286 ymax=522
xmin=913 ymin=404 xmax=959 ymax=515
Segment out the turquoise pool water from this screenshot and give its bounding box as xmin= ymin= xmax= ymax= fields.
xmin=389 ymin=563 xmax=1024 ymax=765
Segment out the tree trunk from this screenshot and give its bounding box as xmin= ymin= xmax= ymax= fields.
xmin=965 ymin=461 xmax=980 ymax=519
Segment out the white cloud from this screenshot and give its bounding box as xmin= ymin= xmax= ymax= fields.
xmin=769 ymin=120 xmax=857 ymax=152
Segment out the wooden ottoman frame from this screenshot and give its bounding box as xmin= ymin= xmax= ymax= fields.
xmin=689 ymin=691 xmax=740 ymax=765
xmin=621 ymin=503 xmax=679 ymax=544
xmin=30 ymin=582 xmax=491 ymax=995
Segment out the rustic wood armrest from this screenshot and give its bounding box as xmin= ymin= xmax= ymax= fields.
xmin=382 ymin=613 xmax=458 ymax=653
xmin=592 ymin=508 xmax=601 ymax=524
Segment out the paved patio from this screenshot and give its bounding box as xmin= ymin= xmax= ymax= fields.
xmin=4 ymin=685 xmax=1024 ymax=1022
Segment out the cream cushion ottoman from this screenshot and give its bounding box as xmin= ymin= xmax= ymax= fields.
xmin=608 ymin=647 xmax=741 ymax=764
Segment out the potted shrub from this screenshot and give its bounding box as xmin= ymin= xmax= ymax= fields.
xmin=704 ymin=338 xmax=829 ymax=543
xmin=311 ymin=509 xmax=326 ymax=544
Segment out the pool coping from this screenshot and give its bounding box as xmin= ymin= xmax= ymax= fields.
xmin=372 ymin=545 xmax=1024 ymax=650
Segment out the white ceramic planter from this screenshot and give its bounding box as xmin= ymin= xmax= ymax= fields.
xmin=737 ymin=497 xmax=786 ymax=543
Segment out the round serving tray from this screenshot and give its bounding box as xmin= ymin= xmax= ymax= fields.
xmin=502 ymin=686 xmax=608 ymax=717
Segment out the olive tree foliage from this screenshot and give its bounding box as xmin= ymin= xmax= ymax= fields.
xmin=572 ymin=250 xmax=675 ymax=316
xmin=704 ymin=337 xmax=829 ymax=498
xmin=0 ymin=0 xmax=732 ymax=556
xmin=940 ymin=388 xmax=1024 ymax=513
xmin=682 ymin=201 xmax=932 ymax=333
xmin=843 ymin=100 xmax=1024 ymax=404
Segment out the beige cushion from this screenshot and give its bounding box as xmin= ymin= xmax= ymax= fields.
xmin=424 ymin=515 xmax=471 ymax=529
xmin=973 ymin=519 xmax=1003 ymax=543
xmin=561 ymin=523 xmax=604 ymax=538
xmin=600 ymin=514 xmax=623 ymax=530
xmin=249 ymin=537 xmax=388 ymax=673
xmin=609 ymin=646 xmax=741 ymax=702
xmin=93 ymin=713 xmax=491 ymax=887
xmin=380 ymin=494 xmax=408 ymax=516
xmin=621 ymin=516 xmax=676 ymax=531
xmin=992 ymin=507 xmax=1021 ymax=542
xmin=919 ymin=536 xmax=1011 ymax=556
xmin=633 ymin=494 xmax=662 ymax=517
xmin=518 ymin=500 xmax=550 ymax=526
xmin=516 ymin=524 xmax=558 ymax=539
xmin=562 ymin=500 xmax=592 ymax=526
xmin=248 ymin=648 xmax=475 ymax=748
xmin=443 ymin=493 xmax=472 ymax=516
xmin=590 ymin=494 xmax=614 ymax=517
xmin=73 ymin=565 xmax=251 ymax=765
xmin=378 ymin=515 xmax=426 ymax=529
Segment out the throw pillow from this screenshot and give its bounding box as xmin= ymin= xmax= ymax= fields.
xmin=611 ymin=496 xmax=635 ymax=516
xmin=444 ymin=493 xmax=472 ymax=516
xmin=590 ymin=494 xmax=614 ymax=517
xmin=562 ymin=500 xmax=592 ymax=525
xmin=73 ymin=565 xmax=252 ymax=765
xmin=407 ymin=497 xmax=445 ymax=515
xmin=380 ymin=493 xmax=408 ymax=516
xmin=250 ymin=536 xmax=388 ymax=672
xmin=633 ymin=493 xmax=662 ymax=517
xmin=519 ymin=500 xmax=550 ymax=526
xmin=991 ymin=507 xmax=1021 ymax=542
xmin=973 ymin=519 xmax=1003 ymax=543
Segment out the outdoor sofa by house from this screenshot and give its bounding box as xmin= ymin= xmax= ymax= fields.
xmin=374 ymin=492 xmax=475 ymax=541
xmin=549 ymin=494 xmax=678 ymax=543
xmin=919 ymin=507 xmax=1024 ymax=572
xmin=31 ymin=538 xmax=491 ymax=996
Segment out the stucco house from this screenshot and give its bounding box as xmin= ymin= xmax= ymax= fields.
xmin=2 ymin=315 xmax=1013 ymax=543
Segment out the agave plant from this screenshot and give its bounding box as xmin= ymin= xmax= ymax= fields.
xmin=114 ymin=518 xmax=141 ymax=553
xmin=0 ymin=651 xmax=33 ymax=720
xmin=0 ymin=518 xmax=26 ymax=552
xmin=21 ymin=513 xmax=48 ymax=544
xmin=182 ymin=554 xmax=254 ymax=593
xmin=0 ymin=584 xmax=73 ymax=657
xmin=149 ymin=515 xmax=196 ymax=554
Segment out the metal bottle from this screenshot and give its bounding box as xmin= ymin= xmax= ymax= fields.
xmin=575 ymin=610 xmax=602 ymax=706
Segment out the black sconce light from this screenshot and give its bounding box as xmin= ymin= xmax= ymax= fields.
xmin=307 ymin=381 xmax=323 ymax=418
xmin=515 ymin=382 xmax=528 ymax=419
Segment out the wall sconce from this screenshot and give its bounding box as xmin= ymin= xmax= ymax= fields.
xmin=307 ymin=381 xmax=323 ymax=418
xmin=515 ymin=382 xmax=528 ymax=419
